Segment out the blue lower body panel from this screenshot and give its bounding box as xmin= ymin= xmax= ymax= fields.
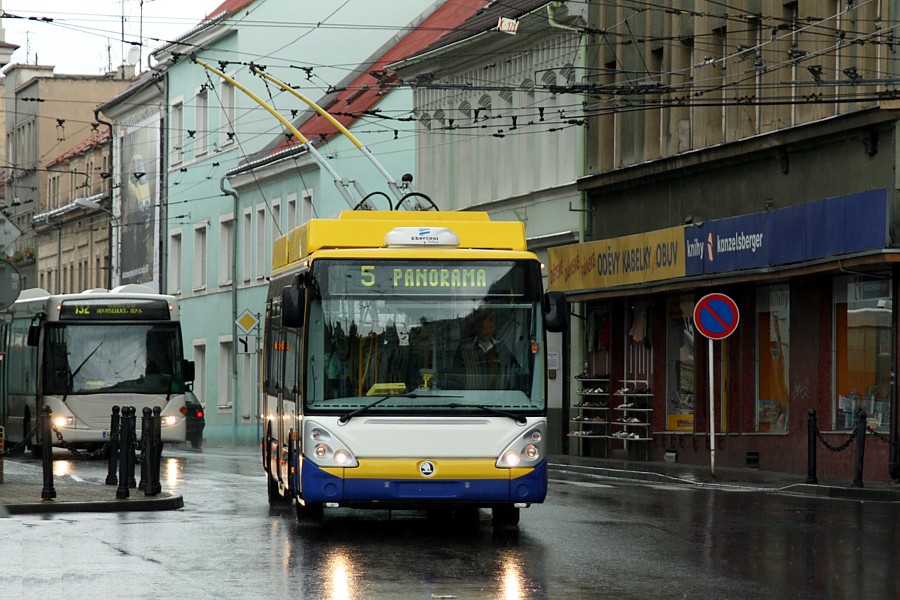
xmin=300 ymin=458 xmax=548 ymax=506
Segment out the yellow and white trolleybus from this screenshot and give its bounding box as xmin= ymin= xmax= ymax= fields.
xmin=1 ymin=285 xmax=195 ymax=455
xmin=263 ymin=210 xmax=567 ymax=527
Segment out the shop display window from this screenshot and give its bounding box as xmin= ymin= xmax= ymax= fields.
xmin=756 ymin=284 xmax=790 ymax=432
xmin=833 ymin=275 xmax=891 ymax=431
xmin=666 ymin=295 xmax=695 ymax=431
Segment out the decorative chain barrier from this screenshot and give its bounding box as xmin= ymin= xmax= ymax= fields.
xmin=815 ymin=427 xmax=857 ymax=453
xmin=807 ymin=408 xmax=874 ymax=489
xmin=1 ymin=427 xmax=36 ymax=457
xmin=866 ymin=426 xmax=891 ymax=444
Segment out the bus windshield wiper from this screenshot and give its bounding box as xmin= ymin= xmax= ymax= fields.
xmin=337 ymin=392 xmax=459 ymax=424
xmin=63 ymin=342 xmax=103 ymax=402
xmin=447 ymin=403 xmax=527 ymax=425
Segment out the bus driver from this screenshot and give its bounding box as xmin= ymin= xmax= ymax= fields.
xmin=453 ymin=308 xmax=518 ymax=390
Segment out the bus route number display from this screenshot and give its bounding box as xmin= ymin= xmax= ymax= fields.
xmin=325 ymin=262 xmax=522 ymax=297
xmin=59 ymin=298 xmax=171 ymax=320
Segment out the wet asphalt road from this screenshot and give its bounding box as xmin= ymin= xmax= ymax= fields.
xmin=1 ymin=446 xmax=897 ymax=599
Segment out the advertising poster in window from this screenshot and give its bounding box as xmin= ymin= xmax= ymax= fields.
xmin=118 ymin=114 xmax=160 ymax=289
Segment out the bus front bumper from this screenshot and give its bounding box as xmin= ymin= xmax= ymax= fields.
xmin=299 ymin=457 xmax=548 ymax=506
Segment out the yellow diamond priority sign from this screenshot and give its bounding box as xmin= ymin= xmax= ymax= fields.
xmin=236 ymin=309 xmax=259 ymax=334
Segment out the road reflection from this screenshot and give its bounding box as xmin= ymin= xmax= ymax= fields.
xmin=273 ymin=511 xmax=547 ymax=599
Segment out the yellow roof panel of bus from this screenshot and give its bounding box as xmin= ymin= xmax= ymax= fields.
xmin=275 ymin=211 xmax=527 ymax=270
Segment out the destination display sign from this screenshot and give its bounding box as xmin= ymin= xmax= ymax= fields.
xmin=59 ymin=298 xmax=171 ymax=321
xmin=320 ymin=261 xmax=528 ymax=297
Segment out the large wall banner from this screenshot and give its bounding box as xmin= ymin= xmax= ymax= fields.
xmin=118 ymin=114 xmax=161 ymax=288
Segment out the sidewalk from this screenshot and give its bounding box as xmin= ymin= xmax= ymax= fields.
xmin=548 ymin=454 xmax=900 ymax=502
xmin=0 ymin=458 xmax=183 ymax=516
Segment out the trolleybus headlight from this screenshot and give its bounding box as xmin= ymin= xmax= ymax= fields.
xmin=496 ymin=425 xmax=546 ymax=468
xmin=305 ymin=422 xmax=359 ymax=468
xmin=53 ymin=416 xmax=74 ymax=428
xmin=502 ymin=450 xmax=521 ymax=467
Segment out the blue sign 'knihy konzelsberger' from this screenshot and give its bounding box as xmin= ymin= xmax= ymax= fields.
xmin=684 ymin=189 xmax=888 ymax=276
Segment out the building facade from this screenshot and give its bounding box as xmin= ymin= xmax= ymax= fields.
xmin=31 ymin=130 xmax=114 ymax=293
xmin=547 ymin=1 xmax=900 ymax=481
xmin=152 ymin=0 xmax=453 ymax=445
xmin=3 ymin=65 xmax=131 ymax=289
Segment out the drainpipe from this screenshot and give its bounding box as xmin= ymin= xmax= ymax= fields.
xmin=891 ymin=264 xmax=899 ymax=480
xmin=93 ymin=109 xmax=116 ymax=287
xmin=220 ymin=175 xmax=239 ymax=444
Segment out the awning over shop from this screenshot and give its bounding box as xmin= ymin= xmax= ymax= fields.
xmin=549 ymin=188 xmax=889 ymax=295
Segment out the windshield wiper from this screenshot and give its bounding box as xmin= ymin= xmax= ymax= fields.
xmin=63 ymin=342 xmax=104 ymax=402
xmin=337 ymin=392 xmax=461 ymax=424
xmin=447 ymin=403 xmax=527 ymax=425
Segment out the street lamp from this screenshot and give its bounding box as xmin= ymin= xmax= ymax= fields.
xmin=74 ymin=197 xmax=119 ymax=288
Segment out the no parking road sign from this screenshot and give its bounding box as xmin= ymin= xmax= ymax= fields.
xmin=692 ymin=292 xmax=739 ymax=478
xmin=693 ymin=293 xmax=739 ymax=340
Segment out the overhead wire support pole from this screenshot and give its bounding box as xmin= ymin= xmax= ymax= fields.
xmin=190 ymin=55 xmax=357 ymax=208
xmin=250 ymin=66 xmax=404 ymax=201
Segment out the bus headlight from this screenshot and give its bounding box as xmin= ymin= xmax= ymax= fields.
xmin=53 ymin=416 xmax=74 ymax=428
xmin=502 ymin=450 xmax=521 ymax=467
xmin=496 ymin=424 xmax=545 ymax=468
xmin=305 ymin=422 xmax=358 ymax=468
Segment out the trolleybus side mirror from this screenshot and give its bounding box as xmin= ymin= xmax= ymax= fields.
xmin=282 ymin=282 xmax=305 ymax=328
xmin=543 ymin=291 xmax=568 ymax=333
xmin=182 ymin=359 xmax=196 ymax=383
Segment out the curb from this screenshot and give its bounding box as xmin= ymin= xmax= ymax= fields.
xmin=547 ymin=460 xmax=900 ymax=502
xmin=2 ymin=493 xmax=184 ymax=515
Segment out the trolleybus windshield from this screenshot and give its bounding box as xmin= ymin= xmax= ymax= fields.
xmin=305 ymin=259 xmax=546 ymax=416
xmin=42 ymin=323 xmax=186 ymax=395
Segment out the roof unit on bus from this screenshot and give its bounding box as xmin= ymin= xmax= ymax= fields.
xmin=272 ymin=210 xmax=528 ymax=270
xmin=16 ymin=288 xmax=51 ymax=302
xmin=111 ymin=284 xmax=156 ymax=295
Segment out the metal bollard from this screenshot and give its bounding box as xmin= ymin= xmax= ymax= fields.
xmin=116 ymin=407 xmax=133 ymax=499
xmin=852 ymin=409 xmax=867 ymax=488
xmin=139 ymin=407 xmax=151 ymax=492
xmin=40 ymin=406 xmax=56 ymax=500
xmin=146 ymin=406 xmax=162 ymax=496
xmin=106 ymin=406 xmax=120 ymax=485
xmin=806 ymin=409 xmax=818 ymax=484
xmin=126 ymin=407 xmax=137 ymax=488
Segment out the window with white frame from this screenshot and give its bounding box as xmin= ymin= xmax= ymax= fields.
xmin=195 ymin=85 xmax=209 ymax=157
xmin=302 ymin=189 xmax=313 ymax=223
xmin=220 ymin=80 xmax=236 ymax=147
xmin=218 ymin=338 xmax=233 ymax=409
xmin=242 ymin=209 xmax=252 ymax=282
xmin=218 ymin=216 xmax=234 ymax=286
xmin=286 ymin=193 xmax=297 ymax=231
xmin=193 ymin=341 xmax=206 ymax=404
xmin=255 ymin=205 xmax=267 ymax=279
xmin=271 ymin=199 xmax=282 ymax=239
xmin=193 ymin=224 xmax=208 ymax=290
xmin=169 ymin=230 xmax=182 ymax=294
xmin=170 ymin=100 xmax=184 ymax=165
